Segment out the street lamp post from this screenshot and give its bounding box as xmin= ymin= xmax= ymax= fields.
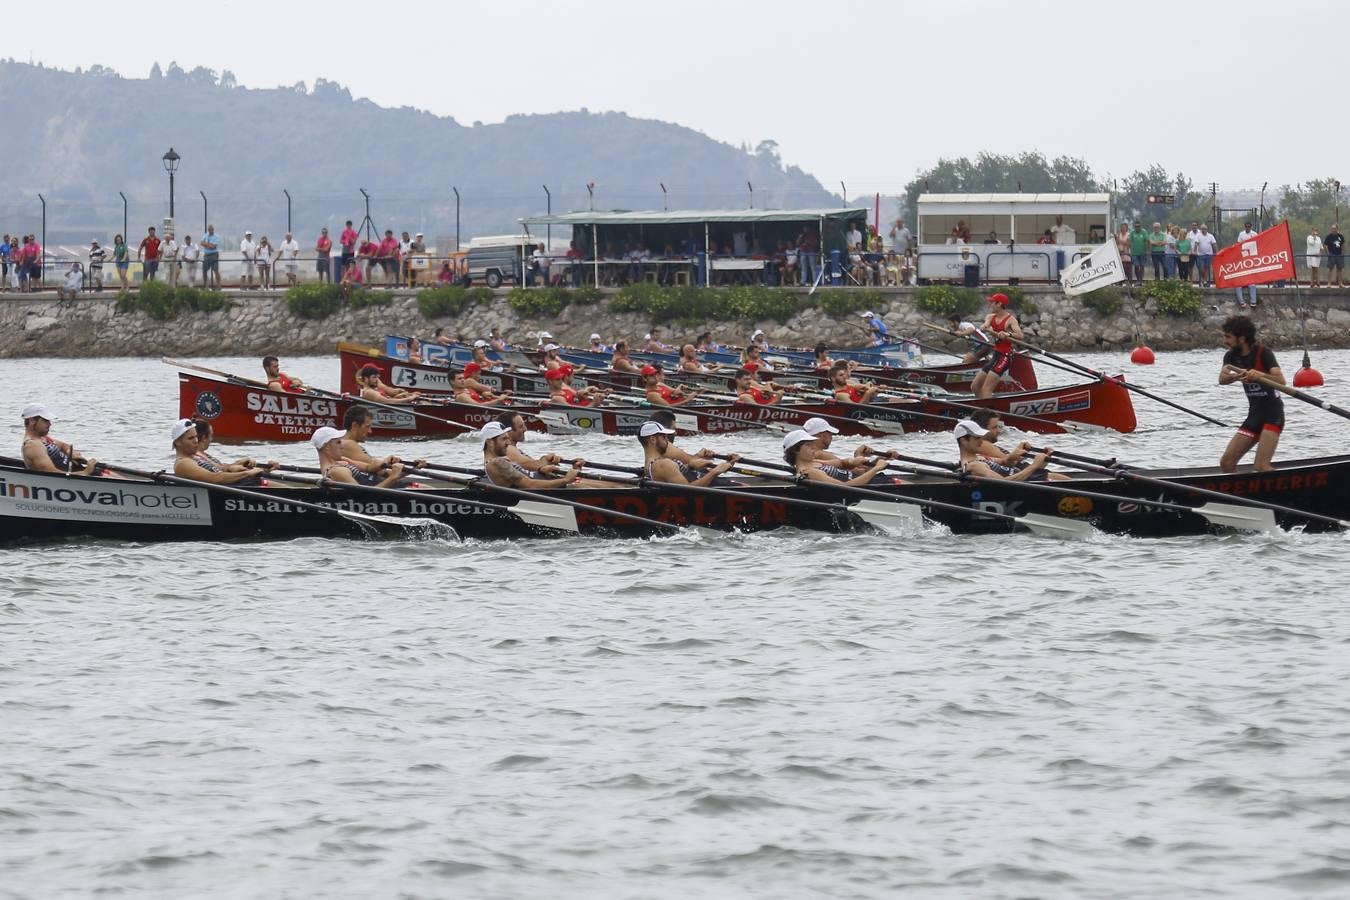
xmin=119 ymin=191 xmax=128 ymax=240
xmin=452 ymin=186 xmax=460 ymax=256
xmin=161 ymin=147 xmax=180 ymax=220
xmin=284 ymin=189 xmax=292 ymax=233
xmin=200 ymin=191 xmax=208 ymax=233
xmin=38 ymin=193 xmax=46 ymax=287
xmin=542 ymin=184 xmax=551 ymax=251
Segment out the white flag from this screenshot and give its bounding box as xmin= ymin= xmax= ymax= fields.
xmin=1060 ymin=240 xmax=1125 ymax=296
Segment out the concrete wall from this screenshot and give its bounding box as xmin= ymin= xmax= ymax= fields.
xmin=3 ymin=286 xmax=1348 ymax=358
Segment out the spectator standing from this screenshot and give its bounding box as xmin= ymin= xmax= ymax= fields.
xmin=378 ymin=229 xmax=399 ymax=287
xmin=398 ymin=230 xmax=413 ymax=286
xmin=279 ymin=232 xmax=301 ymax=288
xmin=1306 ymin=227 xmax=1324 ymax=287
xmin=0 ymin=234 xmax=10 ymax=292
xmin=339 ymin=220 xmax=357 ymax=274
xmin=24 ymin=235 xmax=41 ymax=290
xmin=1234 ymin=222 xmax=1259 ymax=307
xmin=532 ymin=242 xmax=551 ymax=287
xmin=200 ymin=225 xmax=221 ymax=289
xmin=1147 ymin=222 xmax=1166 ymax=280
xmin=1326 ymin=223 xmax=1345 ymax=288
xmin=1185 ymin=222 xmax=1204 ymax=283
xmin=1050 ymin=215 xmax=1076 ymax=245
xmin=1163 ymin=226 xmax=1178 ymax=279
xmin=1175 ymin=227 xmax=1193 ymax=283
xmin=256 ymin=236 xmax=274 ymax=290
xmin=565 ymin=240 xmax=584 ymax=287
xmin=410 ymin=232 xmax=426 ymax=286
xmin=239 ymin=230 xmax=257 ymax=289
xmin=1114 ymin=225 xmax=1133 ymax=285
xmin=162 ymin=232 xmax=179 ymax=287
xmin=113 ymin=234 xmax=129 ymax=289
xmin=798 ymin=225 xmax=820 ymax=287
xmin=889 ymin=219 xmax=913 ymax=254
xmin=1128 ymin=223 xmax=1149 ymax=285
xmin=315 ymin=227 xmax=332 ymax=283
xmin=357 ymin=234 xmax=377 ymax=282
xmin=138 ymin=226 xmax=161 ymax=283
xmin=1192 ymin=224 xmax=1217 ymax=286
xmin=87 ymin=239 xmax=106 ymax=291
xmin=846 ymin=222 xmax=863 ymax=252
xmin=180 ymin=236 xmax=200 ymax=286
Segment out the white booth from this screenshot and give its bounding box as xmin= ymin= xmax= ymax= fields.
xmin=916 ymin=193 xmax=1112 ymax=283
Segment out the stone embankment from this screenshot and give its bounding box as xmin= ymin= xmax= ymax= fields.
xmin=3 ymin=286 xmax=1349 ymax=358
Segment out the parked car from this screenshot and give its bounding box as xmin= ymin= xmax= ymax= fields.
xmin=466 ymin=234 xmax=535 ymax=288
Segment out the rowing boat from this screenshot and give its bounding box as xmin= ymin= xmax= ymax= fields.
xmin=5 ymin=453 xmax=1344 ymax=545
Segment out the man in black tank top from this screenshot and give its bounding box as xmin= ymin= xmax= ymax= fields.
xmin=20 ymin=402 xmax=100 ymax=475
xmin=1219 ymin=315 xmax=1285 ymax=473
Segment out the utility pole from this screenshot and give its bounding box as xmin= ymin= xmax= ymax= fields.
xmin=38 ymin=194 xmax=46 ymax=287
xmin=452 ymin=187 xmax=460 ymax=254
xmin=119 ymin=191 xmax=128 ymax=242
xmin=200 ymin=191 xmax=207 ymax=233
xmin=1209 ymin=182 xmax=1219 ymax=237
xmin=586 ymin=181 xmax=595 ymax=211
xmin=840 ymin=181 xmax=847 ymax=206
xmin=747 ymin=181 xmax=754 ymax=210
xmin=659 ymin=182 xmax=668 ymax=211
xmin=1260 ymin=182 xmax=1268 ymax=229
xmin=542 ymin=185 xmax=551 ymax=250
xmin=283 ymin=189 xmax=292 ymax=233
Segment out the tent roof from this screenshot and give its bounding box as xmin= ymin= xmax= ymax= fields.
xmin=521 ymin=207 xmax=870 ymax=227
xmin=917 ymin=193 xmax=1110 ymax=204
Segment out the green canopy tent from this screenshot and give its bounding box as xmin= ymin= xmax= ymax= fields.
xmin=520 ymin=207 xmax=869 ymax=287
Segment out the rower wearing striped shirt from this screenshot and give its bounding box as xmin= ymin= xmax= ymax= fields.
xmin=783 ymin=426 xmax=889 ymax=485
xmin=966 ymin=410 xmax=1068 ymax=482
xmin=953 ymin=418 xmax=1052 ymax=482
xmin=313 ymin=426 xmax=405 ymax=488
xmin=480 ymin=421 xmax=583 ymax=488
xmin=337 ymin=406 xmax=425 ymax=480
xmin=172 ymin=418 xmax=269 ymax=485
xmin=192 ymin=419 xmax=276 ymax=485
xmin=638 ymin=421 xmax=738 ymax=486
xmin=20 ymin=403 xmax=100 ymax=475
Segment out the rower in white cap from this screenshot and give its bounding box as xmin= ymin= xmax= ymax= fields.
xmin=172 ymin=418 xmax=270 ymax=485
xmin=783 ymin=425 xmax=890 ymax=485
xmin=638 ymin=420 xmax=738 ymax=486
xmin=481 ymin=421 xmax=584 ymax=488
xmin=20 ymin=403 xmax=100 ymax=475
xmin=312 ymin=425 xmax=405 ymax=487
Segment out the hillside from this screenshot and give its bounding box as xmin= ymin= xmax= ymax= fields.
xmin=0 ymin=61 xmax=836 ymax=248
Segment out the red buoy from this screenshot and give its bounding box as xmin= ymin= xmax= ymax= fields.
xmin=1293 ymin=350 xmax=1325 ymax=388
xmin=1130 ymin=344 xmax=1155 ymax=365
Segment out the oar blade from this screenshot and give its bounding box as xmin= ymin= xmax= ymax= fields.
xmin=850 ymin=499 xmax=925 ymax=530
xmin=1194 ymin=502 xmax=1278 ymax=533
xmin=1015 ymin=512 xmax=1096 ymax=540
xmin=511 ymin=499 xmax=580 ymax=533
xmin=861 ymin=418 xmax=908 ymax=435
xmin=534 ymin=411 xmax=586 ymax=435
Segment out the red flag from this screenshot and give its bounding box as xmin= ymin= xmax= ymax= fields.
xmin=1213 ymin=220 xmax=1296 ymax=288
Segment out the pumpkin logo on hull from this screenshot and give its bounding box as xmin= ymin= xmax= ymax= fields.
xmin=1057 ymin=495 xmax=1094 ymax=517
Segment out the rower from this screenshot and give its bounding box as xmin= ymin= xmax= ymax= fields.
xmin=312 ymin=425 xmax=405 ymax=487
xmin=734 ymin=367 xmax=784 ymax=405
xmin=547 ymin=365 xmax=606 ymax=406
xmin=455 ymin=365 xmax=511 ymax=405
xmin=407 ymin=337 xmax=424 ymax=365
xmin=694 ymin=331 xmax=724 ymax=353
xmin=830 ymin=362 xmax=881 ymax=404
xmin=642 ymin=365 xmax=699 ymax=406
xmin=461 ymin=362 xmax=506 ymax=400
xmin=783 ymin=429 xmax=890 ymax=485
xmin=588 ymin=333 xmax=611 ymax=353
xmin=19 ymin=402 xmax=99 ymax=475
xmin=954 ymin=418 xmax=1051 ymax=481
xmin=645 ymin=409 xmax=719 ymax=476
xmin=741 ymin=343 xmax=775 ymax=374
xmin=535 ymin=330 xmax=555 ymax=348
xmin=539 ymin=342 xmax=569 ymax=373
xmin=470 ymin=342 xmax=502 ymax=372
xmin=493 ymin=410 xmax=611 ymax=488
xmin=638 ymin=421 xmax=738 ymax=485
xmin=337 ymin=405 xmax=424 ymax=477
xmin=263 ymin=356 xmax=306 ymax=393
xmin=749 ymin=328 xmax=770 ymax=352
xmin=972 ymin=292 xmax=1021 ymax=400
xmin=813 ymin=342 xmax=835 ymax=371
xmin=1219 ymin=314 xmax=1285 ymax=473
xmin=489 ymin=328 xmax=509 ymax=352
xmin=965 ymin=410 xmax=1068 ymax=481
xmin=193 ymin=419 xmax=277 ymax=483
xmin=172 ymin=418 xmax=269 ymax=484
xmin=431 ymin=326 xmax=454 ymax=347
xmin=679 ymin=343 xmax=723 ymax=374
xmin=611 ymin=339 xmax=642 ymax=374
xmin=643 ymin=328 xmax=672 ymax=353
xmin=480 ymin=421 xmax=584 ymax=488
xmin=859 ymin=310 xmax=889 ymax=346
xmin=357 ymin=364 xmax=421 ymax=404
xmin=947 ymin=312 xmax=993 ymax=366
xmin=798 ymin=416 xmax=889 ymax=474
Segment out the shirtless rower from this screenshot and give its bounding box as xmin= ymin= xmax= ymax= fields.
xmin=642 ymin=365 xmax=700 ymax=406
xmin=539 ymin=343 xmax=570 ymax=373
xmin=357 ymin=364 xmax=421 ymax=403
xmin=678 ymin=343 xmax=723 ymax=374
xmin=734 ymin=367 xmax=785 ymax=405
xmin=171 ymin=418 xmax=269 ymax=484
xmin=963 ymin=409 xmax=1068 ymax=481
xmin=830 ymin=362 xmax=881 ymax=404
xmin=741 ymin=343 xmax=774 ymax=374
xmin=638 ymin=421 xmax=738 ymax=486
xmin=193 ymin=419 xmax=276 ymax=483
xmin=1219 ymin=314 xmax=1285 ymax=473
xmin=955 ymin=418 xmax=1052 ymax=481
xmin=946 ymin=313 xmax=993 ymax=366
xmin=337 ymin=406 xmax=425 ymax=477
xmin=20 ymin=403 xmax=100 ymax=475
xmin=971 ymin=292 xmax=1021 ymax=400
xmin=782 ymin=428 xmax=890 ymax=485
xmin=312 ymin=425 xmax=405 ymax=487
xmin=611 ymin=340 xmax=642 ymax=375
xmin=546 ymin=365 xmax=606 ymax=406
xmin=480 ymin=421 xmax=583 ymax=488
xmin=643 ymin=328 xmax=673 ymax=353
xmin=455 ymin=366 xmax=511 ymax=406
xmin=263 ymin=356 xmax=306 ymax=393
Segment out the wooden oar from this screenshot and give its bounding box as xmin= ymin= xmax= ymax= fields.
xmin=921 ymin=322 xmax=1085 ymax=379
xmin=1002 ymin=334 xmax=1229 ymax=428
xmin=714 ymin=455 xmax=1094 ymax=539
xmin=95 ymin=462 xmax=450 ymax=536
xmin=870 ymin=450 xmax=1278 ymax=533
xmin=1225 ymin=367 xmax=1350 ymax=422
xmin=1023 ymin=449 xmax=1348 ymax=531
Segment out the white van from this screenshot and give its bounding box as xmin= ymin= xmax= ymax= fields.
xmin=466 ymin=234 xmax=536 ymax=288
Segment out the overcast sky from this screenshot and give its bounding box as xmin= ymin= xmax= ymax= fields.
xmin=21 ymin=0 xmax=1324 ymax=194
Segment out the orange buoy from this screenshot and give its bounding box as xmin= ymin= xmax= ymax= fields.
xmin=1294 ymin=350 xmax=1324 ymax=388
xmin=1130 ymin=344 xmax=1155 ymax=365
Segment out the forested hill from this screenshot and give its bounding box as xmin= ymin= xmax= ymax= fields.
xmin=0 ymin=61 xmax=835 ymax=246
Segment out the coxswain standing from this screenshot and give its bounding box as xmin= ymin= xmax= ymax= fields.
xmin=171 ymin=419 xmax=270 ymax=484
xmin=734 ymin=367 xmax=785 ymax=405
xmin=263 ymin=356 xmax=306 ymax=393
xmin=357 ymin=364 xmax=421 ymax=403
xmin=642 ymin=365 xmax=700 ymax=406
xmin=829 ymin=362 xmax=881 ymax=404
xmin=972 ymin=292 xmax=1021 ymax=400
xmin=312 ymin=426 xmax=405 ymax=487
xmin=782 ymin=428 xmax=890 ymax=485
xmin=20 ymin=403 xmax=100 ymax=475
xmin=1218 ymin=314 xmax=1285 ymax=473
xmin=859 ymin=310 xmax=890 ymax=346
xmin=638 ymin=421 xmax=739 ymax=485
xmin=953 ymin=418 xmax=1052 ymax=481
xmin=479 ymin=421 xmax=584 ymax=488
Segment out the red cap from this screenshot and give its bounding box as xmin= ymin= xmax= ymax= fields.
xmin=545 ymin=368 xmax=566 ymax=381
xmin=742 ymin=361 xmax=760 ymax=373
xmin=640 ymin=364 xmax=659 ymax=376
xmin=462 ymin=362 xmax=481 ymax=377
xmin=988 ymin=292 xmax=1010 ymax=306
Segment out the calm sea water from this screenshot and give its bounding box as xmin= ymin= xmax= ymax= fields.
xmin=4 ymin=348 xmax=1350 ymax=899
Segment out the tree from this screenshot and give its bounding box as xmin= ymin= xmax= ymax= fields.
xmin=1114 ymin=165 xmax=1201 ymax=224
xmin=187 ymin=66 xmax=217 ymax=86
xmin=220 ymin=70 xmax=237 ymax=89
xmin=149 ymin=62 xmax=163 ymax=80
xmin=902 ymin=152 xmax=1103 ymax=219
xmin=166 ymin=61 xmax=185 ymax=81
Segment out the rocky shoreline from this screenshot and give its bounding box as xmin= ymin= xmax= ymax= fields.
xmin=3 ymin=285 xmax=1348 ymax=358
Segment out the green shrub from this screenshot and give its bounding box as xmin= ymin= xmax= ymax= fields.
xmin=348 ymin=287 xmax=389 ymax=310
xmin=571 ymin=285 xmax=603 ymax=304
xmin=995 ymin=286 xmax=1039 ymax=317
xmin=1138 ymin=280 xmax=1203 ymax=317
xmin=114 ymin=281 xmax=231 ymax=320
xmin=1080 ymin=287 xmax=1123 ymax=317
xmin=914 ymin=285 xmax=982 ymax=317
xmin=285 ymin=283 xmax=343 ymax=320
xmin=723 ymin=284 xmax=800 ymax=322
xmin=508 ymin=286 xmax=570 ymax=318
xmin=465 ymin=286 xmax=494 ymax=305
xmin=820 ymin=288 xmax=879 ymax=318
xmin=612 ymin=284 xmax=801 ymax=325
xmin=417 ymin=285 xmax=471 ymax=318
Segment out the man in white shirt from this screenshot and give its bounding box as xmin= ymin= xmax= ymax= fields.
xmin=846 ymin=223 xmax=863 ymax=250
xmin=1191 ymin=224 xmax=1217 ymax=287
xmin=162 ymin=232 xmax=180 ymax=287
xmin=1307 ymin=227 xmax=1324 ymax=287
xmin=889 ymin=219 xmax=913 ymax=253
xmin=239 ymin=231 xmax=256 ymax=288
xmin=180 ymin=235 xmax=200 ymax=286
xmin=532 ymin=243 xmax=551 ymax=286
xmin=1234 ymin=222 xmax=1259 ymax=307
xmin=1049 ymin=215 xmax=1076 ymax=245
xmin=279 ymin=232 xmax=301 ymax=287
